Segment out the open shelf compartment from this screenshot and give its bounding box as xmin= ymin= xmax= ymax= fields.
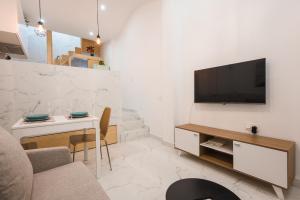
xmin=199 ymin=134 xmax=234 ymax=169
xmin=200 ymin=150 xmax=233 ymax=170
xmin=199 ymin=134 xmax=233 ymax=155
xmin=200 ymin=140 xmax=233 ymax=155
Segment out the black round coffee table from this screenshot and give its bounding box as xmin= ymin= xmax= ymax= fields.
xmin=166 ymin=178 xmax=240 ymax=200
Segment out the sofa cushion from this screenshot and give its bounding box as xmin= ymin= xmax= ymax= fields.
xmin=31 ymin=162 xmax=110 ymax=200
xmin=0 ymin=126 xmax=33 ymax=200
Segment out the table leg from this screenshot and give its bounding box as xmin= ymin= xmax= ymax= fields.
xmin=83 ymin=129 xmax=88 ymax=161
xmin=95 ymin=122 xmax=101 ymax=179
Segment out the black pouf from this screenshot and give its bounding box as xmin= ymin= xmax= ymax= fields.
xmin=166 ymin=178 xmax=240 ymax=200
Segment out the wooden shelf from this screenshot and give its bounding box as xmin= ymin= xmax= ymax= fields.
xmin=200 ymin=152 xmax=233 ymax=170
xmin=175 ymin=124 xmax=296 ymax=191
xmin=176 ymin=124 xmax=295 ymax=151
xmin=200 ymin=141 xmax=233 ymax=155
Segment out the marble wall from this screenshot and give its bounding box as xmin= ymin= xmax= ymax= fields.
xmin=0 ymin=60 xmax=121 ymax=131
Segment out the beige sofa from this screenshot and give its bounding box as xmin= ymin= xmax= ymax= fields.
xmin=0 ymin=126 xmax=110 ymax=200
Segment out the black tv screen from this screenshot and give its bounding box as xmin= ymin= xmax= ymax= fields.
xmin=194 ymin=58 xmax=266 ymax=103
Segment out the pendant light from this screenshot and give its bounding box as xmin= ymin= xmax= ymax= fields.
xmin=35 ymin=0 xmax=46 ymax=37
xmin=95 ymin=0 xmax=102 ymax=45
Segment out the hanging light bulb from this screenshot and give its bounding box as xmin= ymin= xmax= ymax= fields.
xmin=35 ymin=20 xmax=46 ymax=37
xmin=96 ymin=34 xmax=101 ymax=45
xmin=95 ymin=0 xmax=102 ymax=45
xmin=35 ymin=0 xmax=46 ymax=37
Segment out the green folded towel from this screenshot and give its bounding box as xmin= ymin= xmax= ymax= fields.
xmin=70 ymin=112 xmax=88 ymax=118
xmin=25 ymin=114 xmax=49 ymax=122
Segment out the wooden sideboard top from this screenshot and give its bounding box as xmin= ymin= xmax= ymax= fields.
xmin=176 ymin=124 xmax=295 ymax=152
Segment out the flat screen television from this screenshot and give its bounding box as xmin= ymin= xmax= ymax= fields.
xmin=194 ymin=58 xmax=266 ymax=103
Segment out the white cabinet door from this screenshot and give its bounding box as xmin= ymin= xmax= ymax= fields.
xmin=233 ymin=141 xmax=287 ymax=188
xmin=175 ymin=128 xmax=199 ymax=156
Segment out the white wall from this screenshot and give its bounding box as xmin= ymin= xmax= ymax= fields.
xmin=237 ymin=0 xmax=300 ymax=179
xmin=0 ymin=0 xmax=19 ymax=33
xmin=102 ymin=0 xmax=164 ymax=138
xmin=102 ymin=0 xmax=300 ymax=179
xmin=161 ymin=0 xmax=240 ymax=143
xmin=162 ymin=0 xmax=300 ymax=180
xmin=18 ymin=25 xmax=47 ymax=63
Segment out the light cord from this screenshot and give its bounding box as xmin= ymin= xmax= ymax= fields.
xmin=97 ymin=0 xmax=99 ymax=35
xmin=39 ymin=0 xmax=42 ymax=20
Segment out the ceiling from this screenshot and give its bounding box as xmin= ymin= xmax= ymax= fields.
xmin=21 ymin=0 xmax=151 ymax=42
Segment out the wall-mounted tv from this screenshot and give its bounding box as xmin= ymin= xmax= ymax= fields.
xmin=194 ymin=58 xmax=266 ymax=103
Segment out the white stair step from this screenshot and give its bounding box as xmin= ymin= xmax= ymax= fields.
xmin=121 ymin=126 xmax=150 ymax=141
xmin=122 ymin=112 xmax=141 ymax=121
xmin=122 ymin=108 xmax=137 ymax=113
xmin=120 ymin=108 xmax=150 ymax=142
xmin=122 ymin=126 xmax=149 ymax=135
xmin=121 ymin=119 xmax=145 ymax=131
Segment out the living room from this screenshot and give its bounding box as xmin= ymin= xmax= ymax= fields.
xmin=0 ymin=0 xmax=299 ymax=200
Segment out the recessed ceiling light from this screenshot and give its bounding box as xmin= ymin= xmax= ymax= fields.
xmin=100 ymin=4 xmax=106 ymax=11
xmin=89 ymin=32 xmax=94 ymax=36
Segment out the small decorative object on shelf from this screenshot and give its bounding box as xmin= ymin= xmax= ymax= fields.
xmin=93 ymin=60 xmax=110 ymax=70
xmin=86 ymin=46 xmax=95 ymax=56
xmin=251 ymin=126 xmax=258 ymax=134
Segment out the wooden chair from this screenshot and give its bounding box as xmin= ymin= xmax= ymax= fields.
xmin=69 ymin=107 xmax=112 ymax=170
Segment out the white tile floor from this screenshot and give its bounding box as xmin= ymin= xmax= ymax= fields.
xmin=75 ymin=136 xmax=300 ymax=200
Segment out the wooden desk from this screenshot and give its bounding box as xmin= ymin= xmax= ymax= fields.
xmin=12 ymin=116 xmax=102 ymax=179
xmin=20 ymin=125 xmax=118 ymax=152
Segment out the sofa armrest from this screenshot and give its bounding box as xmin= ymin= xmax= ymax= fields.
xmin=26 ymin=147 xmax=72 ymax=173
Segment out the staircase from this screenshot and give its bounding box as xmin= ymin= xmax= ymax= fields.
xmin=54 ymin=47 xmax=102 ymax=68
xmin=120 ymin=108 xmax=150 ymax=142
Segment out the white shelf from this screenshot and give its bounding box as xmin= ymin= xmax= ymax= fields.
xmin=200 ymin=141 xmax=233 ymax=155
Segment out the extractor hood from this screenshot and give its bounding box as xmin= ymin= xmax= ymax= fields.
xmin=0 ymin=31 xmax=25 ymax=56
xmin=0 ymin=0 xmax=27 ymax=58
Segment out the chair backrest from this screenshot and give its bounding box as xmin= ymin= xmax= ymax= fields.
xmin=100 ymin=107 xmax=111 ymax=137
xmin=0 ymin=126 xmax=33 ymax=200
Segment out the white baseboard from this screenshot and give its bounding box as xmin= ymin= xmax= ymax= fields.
xmin=148 ymin=134 xmax=161 ymax=140
xmin=293 ymin=178 xmax=300 ymax=188
xmin=149 ymin=134 xmax=173 ymax=147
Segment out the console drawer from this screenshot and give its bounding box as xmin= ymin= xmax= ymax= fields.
xmin=175 ymin=128 xmax=199 ymax=156
xmin=233 ymin=141 xmax=288 ymax=188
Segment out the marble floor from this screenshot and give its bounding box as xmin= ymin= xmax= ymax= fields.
xmin=75 ymin=136 xmax=300 ymax=200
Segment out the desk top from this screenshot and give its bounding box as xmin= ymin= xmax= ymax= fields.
xmin=176 ymin=124 xmax=295 ymax=152
xmin=12 ymin=115 xmax=99 ymax=130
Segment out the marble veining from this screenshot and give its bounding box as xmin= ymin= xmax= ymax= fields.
xmin=76 ymin=136 xmax=300 ymax=200
xmin=0 ymin=60 xmax=121 ymax=131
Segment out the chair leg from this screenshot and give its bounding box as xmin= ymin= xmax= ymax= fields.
xmin=104 ymin=140 xmax=112 ymax=171
xmin=100 ymin=142 xmax=103 ymax=159
xmin=73 ymin=145 xmax=76 ymax=162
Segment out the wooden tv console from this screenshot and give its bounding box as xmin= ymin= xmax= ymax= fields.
xmin=174 ymin=124 xmax=295 ymax=200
